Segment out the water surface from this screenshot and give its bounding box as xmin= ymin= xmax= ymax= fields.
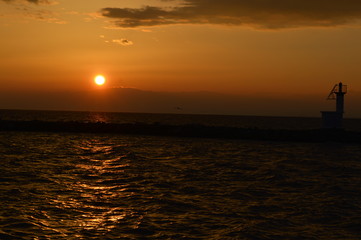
xmin=1 ymin=131 xmax=361 ymax=239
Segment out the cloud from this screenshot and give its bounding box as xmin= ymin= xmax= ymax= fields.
xmin=101 ymin=0 xmax=361 ymax=29
xmin=1 ymin=0 xmax=51 ymax=4
xmin=24 ymin=9 xmax=66 ymax=24
xmin=112 ymin=38 xmax=134 ymax=46
xmin=1 ymin=0 xmax=64 ymax=24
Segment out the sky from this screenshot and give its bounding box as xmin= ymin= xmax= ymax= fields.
xmin=1 ymin=0 xmax=361 ymax=117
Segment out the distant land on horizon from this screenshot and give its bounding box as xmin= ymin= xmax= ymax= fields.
xmin=1 ymin=87 xmax=361 ymax=118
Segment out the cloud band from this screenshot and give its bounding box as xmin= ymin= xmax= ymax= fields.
xmin=101 ymin=0 xmax=361 ymax=29
xmin=1 ymin=0 xmax=50 ymax=4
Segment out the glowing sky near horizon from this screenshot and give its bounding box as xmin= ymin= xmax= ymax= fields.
xmin=1 ymin=0 xmax=361 ymax=115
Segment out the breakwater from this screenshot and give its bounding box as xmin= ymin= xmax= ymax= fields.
xmin=1 ymin=119 xmax=361 ymax=143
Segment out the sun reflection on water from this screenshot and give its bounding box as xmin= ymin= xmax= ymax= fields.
xmin=86 ymin=112 xmax=110 ymax=123
xmin=44 ymin=138 xmax=139 ymax=236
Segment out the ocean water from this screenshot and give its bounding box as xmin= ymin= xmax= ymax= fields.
xmin=1 ymin=110 xmax=361 ymax=239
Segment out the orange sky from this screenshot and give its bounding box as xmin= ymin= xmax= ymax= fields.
xmin=1 ymin=0 xmax=361 ymax=116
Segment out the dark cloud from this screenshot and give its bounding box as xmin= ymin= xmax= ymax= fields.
xmin=101 ymin=0 xmax=361 ymax=29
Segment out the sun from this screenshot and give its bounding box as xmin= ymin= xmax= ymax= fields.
xmin=94 ymin=75 xmax=106 ymax=86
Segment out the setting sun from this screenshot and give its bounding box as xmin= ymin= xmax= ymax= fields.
xmin=94 ymin=75 xmax=106 ymax=86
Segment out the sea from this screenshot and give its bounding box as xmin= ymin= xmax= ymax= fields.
xmin=1 ymin=109 xmax=361 ymax=239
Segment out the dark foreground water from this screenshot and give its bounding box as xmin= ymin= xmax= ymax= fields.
xmin=1 ymin=131 xmax=361 ymax=239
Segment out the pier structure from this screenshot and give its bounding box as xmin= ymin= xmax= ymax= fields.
xmin=321 ymin=82 xmax=347 ymax=129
